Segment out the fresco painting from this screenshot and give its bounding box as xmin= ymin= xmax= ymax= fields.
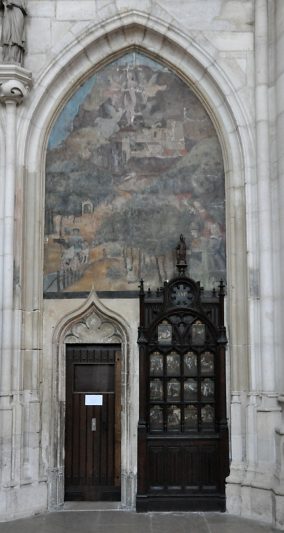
xmin=44 ymin=52 xmax=225 ymax=294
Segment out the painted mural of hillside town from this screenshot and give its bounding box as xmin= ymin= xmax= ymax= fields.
xmin=44 ymin=52 xmax=226 ymax=294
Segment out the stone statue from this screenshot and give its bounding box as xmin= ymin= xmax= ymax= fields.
xmin=0 ymin=1 xmax=27 ymax=66
xmin=176 ymin=234 xmax=187 ymax=264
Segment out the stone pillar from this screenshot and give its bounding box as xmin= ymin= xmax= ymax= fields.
xmin=1 ymin=85 xmax=22 ymax=394
xmin=233 ymin=2 xmax=281 ymax=524
xmin=274 ymin=397 xmax=284 ymax=529
xmin=228 ymin=2 xmax=282 ymax=524
xmin=255 ymin=0 xmax=275 ymax=394
xmin=0 ymin=68 xmax=31 ymax=392
xmin=275 ymin=1 xmax=284 ymax=391
xmin=0 ymin=65 xmax=32 ymax=517
xmin=273 ymin=1 xmax=284 ymax=528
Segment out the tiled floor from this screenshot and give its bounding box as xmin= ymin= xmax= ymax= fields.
xmin=0 ymin=509 xmax=281 ymax=533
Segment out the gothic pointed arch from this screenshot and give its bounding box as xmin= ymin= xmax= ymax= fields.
xmin=22 ymin=13 xmax=251 ymax=387
xmin=18 ymin=9 xmax=253 ymax=510
xmin=49 ymin=290 xmax=132 ymax=508
xmin=53 ymin=288 xmax=130 ymax=347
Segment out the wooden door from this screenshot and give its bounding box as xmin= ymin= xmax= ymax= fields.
xmin=136 ymin=277 xmax=229 ymax=512
xmin=65 ymin=344 xmax=121 ymax=501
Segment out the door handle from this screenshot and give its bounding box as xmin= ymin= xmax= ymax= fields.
xmin=91 ymin=418 xmax=96 ymax=431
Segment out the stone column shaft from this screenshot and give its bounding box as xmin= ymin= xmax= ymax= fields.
xmin=275 ymin=1 xmax=284 ymax=393
xmin=1 ymin=99 xmax=17 ymax=394
xmin=0 ymin=71 xmax=32 ymax=397
xmin=255 ymin=0 xmax=275 ymax=393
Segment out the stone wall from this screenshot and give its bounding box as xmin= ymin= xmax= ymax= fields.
xmin=0 ymin=0 xmax=284 ymax=529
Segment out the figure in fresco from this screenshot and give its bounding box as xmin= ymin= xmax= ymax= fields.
xmin=0 ymin=0 xmax=27 ymax=65
xmin=208 ymin=222 xmax=225 ymax=271
xmin=176 ymin=234 xmax=187 ymax=264
xmin=68 ymin=228 xmax=84 ymax=252
xmin=55 ymin=228 xmax=89 ymax=275
xmin=123 ymin=67 xmax=138 ymax=125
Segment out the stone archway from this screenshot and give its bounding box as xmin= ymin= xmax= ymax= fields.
xmin=50 ymin=290 xmax=133 ymax=509
xmin=21 ymin=9 xmax=253 ymax=384
xmin=18 ymin=9 xmax=254 ymax=516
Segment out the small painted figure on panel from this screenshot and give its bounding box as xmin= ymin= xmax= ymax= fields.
xmin=166 ymin=353 xmax=180 ymax=376
xmin=158 ymin=322 xmax=172 ymax=345
xmin=149 ymin=352 xmax=163 ymax=376
xmin=191 ymin=320 xmax=206 ymax=345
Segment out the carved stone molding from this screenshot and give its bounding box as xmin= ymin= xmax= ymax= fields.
xmin=53 ymin=288 xmax=130 ymax=348
xmin=64 ymin=309 xmax=122 ymax=344
xmin=0 ymin=65 xmax=32 ymax=104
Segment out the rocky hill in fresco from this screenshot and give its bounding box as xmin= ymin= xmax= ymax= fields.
xmin=44 ymin=53 xmax=225 ymax=293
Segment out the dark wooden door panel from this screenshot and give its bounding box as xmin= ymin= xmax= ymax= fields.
xmin=167 ymin=447 xmax=182 ymax=490
xmin=183 ymin=445 xmax=200 ymax=491
xmin=149 ymin=446 xmax=165 ymax=491
xmin=147 ymin=441 xmax=219 ymax=495
xmin=73 ymin=364 xmax=114 ymax=392
xmin=65 ymin=344 xmax=121 ymax=501
xmin=201 ymin=444 xmax=218 ymax=491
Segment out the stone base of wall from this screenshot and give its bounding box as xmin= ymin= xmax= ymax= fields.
xmin=0 ymin=482 xmax=47 ymax=522
xmin=227 ymin=479 xmax=284 ymax=530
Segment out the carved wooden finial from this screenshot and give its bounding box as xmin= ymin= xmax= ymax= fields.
xmin=176 ymin=234 xmax=188 ymax=275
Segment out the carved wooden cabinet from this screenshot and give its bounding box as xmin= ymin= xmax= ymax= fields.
xmin=136 ymin=276 xmax=229 ymax=512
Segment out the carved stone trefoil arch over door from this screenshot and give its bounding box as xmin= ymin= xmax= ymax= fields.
xmin=50 ymin=290 xmax=133 ymax=510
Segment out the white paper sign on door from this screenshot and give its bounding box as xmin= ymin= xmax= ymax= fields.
xmin=85 ymin=394 xmax=103 ymax=406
